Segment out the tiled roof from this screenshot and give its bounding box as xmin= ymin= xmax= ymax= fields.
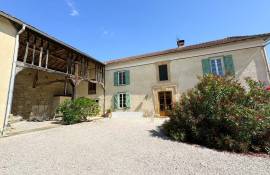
xmin=106 ymin=33 xmax=270 ymax=64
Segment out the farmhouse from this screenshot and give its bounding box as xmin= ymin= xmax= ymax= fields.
xmin=0 ymin=11 xmax=270 ymax=133
xmin=105 ymin=34 xmax=270 ymax=117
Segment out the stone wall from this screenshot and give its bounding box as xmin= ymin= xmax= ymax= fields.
xmin=12 ymin=68 xmax=73 ymax=120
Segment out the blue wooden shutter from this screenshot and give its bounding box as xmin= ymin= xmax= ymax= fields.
xmin=114 ymin=93 xmax=119 ymax=109
xmin=125 ymin=70 xmax=130 ymax=85
xmin=201 ymin=58 xmax=211 ymax=75
xmin=223 ymin=55 xmax=235 ymax=76
xmin=126 ymin=93 xmax=131 ymax=108
xmin=114 ymin=72 xmax=119 ymax=86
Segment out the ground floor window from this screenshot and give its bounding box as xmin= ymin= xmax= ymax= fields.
xmin=88 ymin=82 xmax=96 ymax=94
xmin=114 ymin=92 xmax=130 ymax=109
xmin=119 ymin=93 xmax=127 ymax=108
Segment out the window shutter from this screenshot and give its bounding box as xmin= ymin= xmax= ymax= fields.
xmin=201 ymin=58 xmax=211 ymax=75
xmin=223 ymin=55 xmax=235 ymax=76
xmin=125 ymin=70 xmax=130 ymax=85
xmin=114 ymin=93 xmax=119 ymax=109
xmin=114 ymin=72 xmax=119 ymax=86
xmin=126 ymin=93 xmax=131 ymax=108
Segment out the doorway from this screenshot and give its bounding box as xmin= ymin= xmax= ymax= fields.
xmin=158 ymin=91 xmax=172 ymax=116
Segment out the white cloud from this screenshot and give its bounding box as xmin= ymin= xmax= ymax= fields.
xmin=66 ymin=0 xmax=79 ymax=16
xmin=101 ymin=27 xmax=114 ymax=37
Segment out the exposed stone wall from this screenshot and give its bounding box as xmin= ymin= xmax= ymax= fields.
xmin=12 ymin=68 xmax=73 ymax=120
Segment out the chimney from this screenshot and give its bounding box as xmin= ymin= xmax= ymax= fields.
xmin=177 ymin=39 xmax=185 ymax=48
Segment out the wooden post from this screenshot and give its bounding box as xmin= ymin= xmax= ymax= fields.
xmin=39 ymin=39 xmax=43 ymax=67
xmin=45 ymin=44 xmax=49 ymax=69
xmin=23 ymin=32 xmax=29 ymax=63
xmin=86 ymin=60 xmax=89 ymax=79
xmin=23 ymin=42 xmax=29 ymax=63
xmin=32 ymin=36 xmax=37 ymax=65
xmin=80 ymin=58 xmax=83 ymax=77
xmin=66 ymin=57 xmax=70 ymax=74
xmin=32 ymin=44 xmax=36 ymax=65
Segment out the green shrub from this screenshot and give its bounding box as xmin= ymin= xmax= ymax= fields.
xmin=163 ymin=75 xmax=270 ymax=154
xmin=57 ymin=97 xmax=100 ymax=125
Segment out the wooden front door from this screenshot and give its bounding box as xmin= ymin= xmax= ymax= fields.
xmin=158 ymin=91 xmax=172 ymax=116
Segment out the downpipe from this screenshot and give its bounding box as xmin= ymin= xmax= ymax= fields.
xmin=1 ymin=24 xmax=26 ymax=136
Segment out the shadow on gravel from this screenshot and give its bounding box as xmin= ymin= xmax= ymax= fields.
xmin=148 ymin=127 xmax=170 ymax=141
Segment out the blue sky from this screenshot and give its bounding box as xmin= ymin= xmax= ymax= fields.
xmin=0 ymin=0 xmax=270 ymax=61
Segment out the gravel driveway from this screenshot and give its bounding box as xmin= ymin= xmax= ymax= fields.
xmin=0 ymin=116 xmax=269 ymax=175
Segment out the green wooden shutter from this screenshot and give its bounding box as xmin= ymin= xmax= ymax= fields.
xmin=114 ymin=93 xmax=119 ymax=109
xmin=223 ymin=55 xmax=235 ymax=76
xmin=126 ymin=93 xmax=131 ymax=108
xmin=125 ymin=70 xmax=130 ymax=85
xmin=114 ymin=72 xmax=119 ymax=86
xmin=201 ymin=58 xmax=211 ymax=75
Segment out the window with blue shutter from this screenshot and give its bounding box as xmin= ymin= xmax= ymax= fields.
xmin=202 ymin=55 xmax=235 ymax=76
xmin=114 ymin=93 xmax=119 ymax=109
xmin=116 ymin=92 xmax=131 ymax=109
xmin=114 ymin=70 xmax=130 ymax=86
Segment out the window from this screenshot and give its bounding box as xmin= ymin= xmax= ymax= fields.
xmin=114 ymin=70 xmax=130 ymax=86
xmin=210 ymin=58 xmax=224 ymax=76
xmin=118 ymin=71 xmax=126 ymax=85
xmin=114 ymin=92 xmax=130 ymax=109
xmin=88 ymin=82 xmax=96 ymax=94
xmin=158 ymin=64 xmax=168 ymax=81
xmin=119 ymin=93 xmax=127 ymax=108
xmin=202 ymin=56 xmax=235 ymax=76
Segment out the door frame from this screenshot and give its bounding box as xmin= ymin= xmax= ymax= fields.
xmin=152 ymin=84 xmax=177 ymax=117
xmin=158 ymin=91 xmax=172 ymax=116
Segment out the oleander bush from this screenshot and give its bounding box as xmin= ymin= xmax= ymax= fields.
xmin=57 ymin=97 xmax=100 ymax=124
xmin=163 ymin=75 xmax=270 ymax=154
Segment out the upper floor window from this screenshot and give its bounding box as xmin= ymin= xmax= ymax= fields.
xmin=118 ymin=71 xmax=126 ymax=85
xmin=202 ymin=55 xmax=235 ymax=76
xmin=159 ymin=64 xmax=168 ymax=81
xmin=88 ymin=82 xmax=96 ymax=94
xmin=210 ymin=58 xmax=224 ymax=76
xmin=114 ymin=70 xmax=130 ymax=86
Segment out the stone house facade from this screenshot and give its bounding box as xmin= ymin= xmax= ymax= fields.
xmin=0 ymin=11 xmax=270 ymax=133
xmin=105 ymin=35 xmax=270 ymax=117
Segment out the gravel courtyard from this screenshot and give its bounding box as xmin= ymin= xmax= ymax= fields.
xmin=0 ymin=116 xmax=269 ymax=175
